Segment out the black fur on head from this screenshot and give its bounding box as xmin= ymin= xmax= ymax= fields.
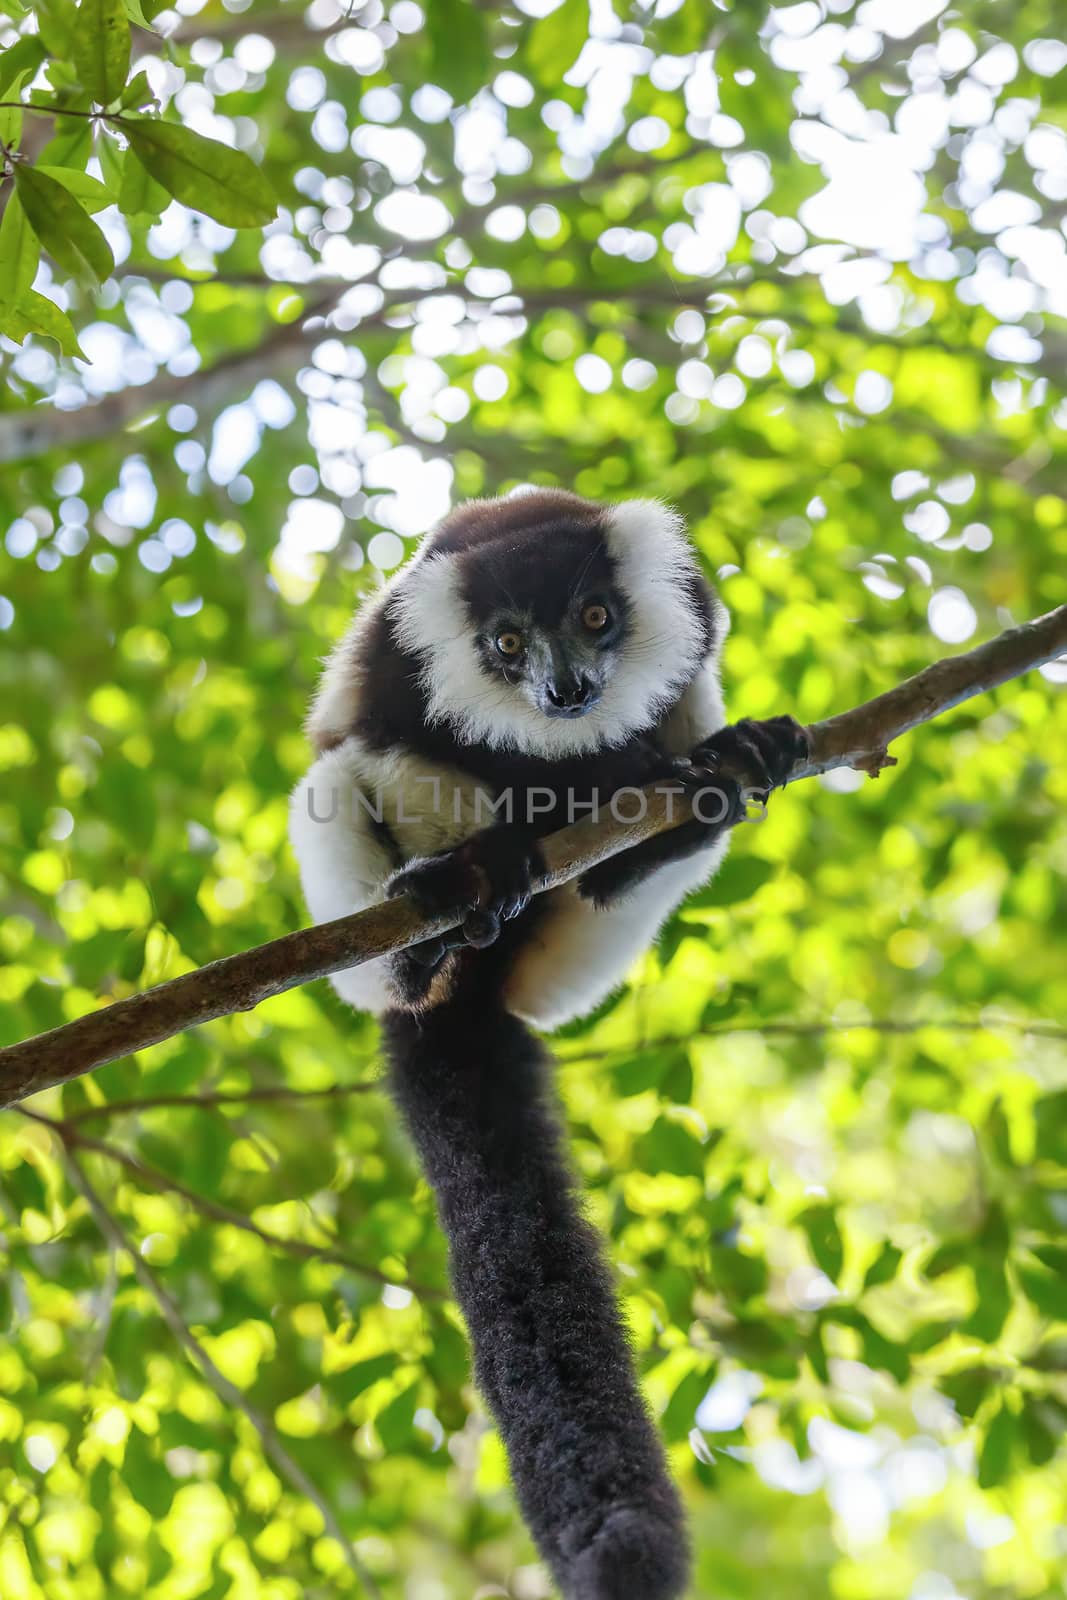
xmin=438 ymin=495 xmax=632 ymax=721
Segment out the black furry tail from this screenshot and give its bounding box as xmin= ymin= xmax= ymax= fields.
xmin=383 ymin=995 xmax=689 ymax=1600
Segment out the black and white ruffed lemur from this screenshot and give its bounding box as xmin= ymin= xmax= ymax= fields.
xmin=289 ymin=491 xmax=805 ymax=1599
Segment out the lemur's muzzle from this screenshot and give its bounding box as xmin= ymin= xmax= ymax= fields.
xmin=542 ymin=673 xmax=600 ymax=718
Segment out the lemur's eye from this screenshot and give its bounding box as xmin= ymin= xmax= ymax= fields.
xmin=496 ymin=630 xmax=523 ymax=657
xmin=581 ymin=603 xmax=610 ymax=631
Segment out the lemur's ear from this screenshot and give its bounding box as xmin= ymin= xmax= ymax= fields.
xmin=606 ymin=499 xmax=729 ymax=689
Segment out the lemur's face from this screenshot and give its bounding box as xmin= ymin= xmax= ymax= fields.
xmin=383 ymin=491 xmax=715 ymax=758
xmin=465 ymin=536 xmax=630 ymax=721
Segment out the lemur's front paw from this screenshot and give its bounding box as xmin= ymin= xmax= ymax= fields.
xmin=693 ymin=716 xmax=807 ymax=800
xmin=386 ymin=830 xmax=545 ymax=949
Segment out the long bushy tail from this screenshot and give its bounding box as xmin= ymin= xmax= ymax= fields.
xmin=382 ymin=995 xmax=689 ymax=1600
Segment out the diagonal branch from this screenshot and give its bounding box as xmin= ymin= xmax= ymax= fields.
xmin=62 ymin=1142 xmax=384 ymax=1599
xmin=21 ymin=1105 xmax=437 ymax=1293
xmin=0 ymin=602 xmax=1065 ymax=1108
xmin=0 ymin=288 xmax=342 ymax=465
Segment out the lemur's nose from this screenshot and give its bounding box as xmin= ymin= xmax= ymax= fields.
xmin=546 ymin=675 xmax=596 ymax=713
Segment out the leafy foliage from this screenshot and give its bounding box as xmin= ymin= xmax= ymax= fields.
xmin=0 ymin=1 xmax=1066 ymax=1597
xmin=0 ymin=0 xmax=275 ymax=349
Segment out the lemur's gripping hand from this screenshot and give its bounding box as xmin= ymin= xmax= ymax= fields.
xmin=385 ymin=828 xmax=546 ymax=949
xmin=690 ymin=715 xmax=807 ymax=811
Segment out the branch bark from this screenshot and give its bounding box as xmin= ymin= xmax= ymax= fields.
xmin=0 ymin=289 xmax=342 ymax=465
xmin=1 ymin=602 xmax=1065 ymax=1108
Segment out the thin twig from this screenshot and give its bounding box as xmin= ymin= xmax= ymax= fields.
xmin=62 ymin=1144 xmax=385 ymax=1599
xmin=0 ymin=601 xmax=1065 ymax=1107
xmin=0 ymin=101 xmax=100 ymax=118
xmin=49 ymin=1016 xmax=1067 ymax=1133
xmin=60 ymin=1017 xmax=1067 ymax=1123
xmin=556 ymin=1016 xmax=1067 ymax=1066
xmin=20 ymin=1105 xmax=438 ymax=1293
xmin=68 ymin=1078 xmax=379 ymax=1122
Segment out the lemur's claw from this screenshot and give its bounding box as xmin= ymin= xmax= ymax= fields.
xmin=693 ymin=716 xmax=806 ymax=798
xmin=386 ymin=831 xmax=544 ymax=949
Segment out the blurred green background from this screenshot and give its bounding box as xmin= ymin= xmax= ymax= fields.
xmin=1 ymin=0 xmax=1067 ymax=1595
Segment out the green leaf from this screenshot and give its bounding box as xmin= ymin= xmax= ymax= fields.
xmin=924 ymin=1239 xmax=968 ymax=1279
xmin=1018 ymin=1259 xmax=1067 ymax=1321
xmin=798 ymin=1205 xmax=844 ymax=1282
xmin=35 ymin=110 xmax=94 ymax=169
xmin=123 ymin=1429 xmax=175 ymax=1517
xmin=1021 ymin=1398 xmax=1062 ymax=1467
xmin=711 ymin=1246 xmax=769 ymax=1308
xmin=36 ymin=165 xmax=113 ymax=212
xmin=0 ymin=192 xmax=37 ymax=308
xmin=978 ymin=1402 xmax=1016 ymax=1489
xmin=857 ymin=1315 xmax=909 ymax=1383
xmin=73 ymin=0 xmax=130 ymax=103
xmin=863 ymin=1242 xmax=902 ymax=1290
xmin=686 ymin=855 xmax=776 ymax=908
xmin=807 ymin=1326 xmax=830 ymax=1385
xmin=424 ymin=0 xmax=491 ymax=106
xmin=612 ymin=1046 xmax=683 ymax=1097
xmin=118 ymin=66 xmax=156 ymax=111
xmin=375 ymin=1380 xmax=420 ymax=1452
xmin=0 ymin=290 xmax=85 ymax=358
xmin=527 ymin=0 xmax=588 ymax=85
xmin=636 ymin=1114 xmax=706 ymax=1178
xmin=662 ymin=1366 xmax=713 ymax=1444
xmin=942 ymin=1366 xmax=990 ymax=1420
xmin=96 ymin=125 xmax=125 ymax=191
xmin=328 ymin=1354 xmax=397 ymax=1408
xmin=35 ymin=0 xmax=78 ymax=56
xmin=1035 ymin=1089 xmax=1067 ymax=1164
xmin=117 ymin=145 xmax=168 ymax=221
xmin=122 ymin=117 xmax=277 ymax=228
xmin=963 ymin=1263 xmax=1011 ymax=1343
xmin=123 ymin=0 xmax=166 ymax=24
xmin=0 ymin=67 xmax=30 ymax=145
xmin=0 ymin=35 xmax=45 ymax=99
xmin=13 ymin=164 xmax=114 ymax=285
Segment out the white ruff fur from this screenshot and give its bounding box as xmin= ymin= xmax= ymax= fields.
xmin=389 ymin=499 xmax=711 ymax=757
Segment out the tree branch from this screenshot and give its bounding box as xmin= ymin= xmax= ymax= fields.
xmin=55 ymin=1017 xmax=1067 ymax=1125
xmin=67 ymin=1077 xmax=378 ymax=1122
xmin=1 ymin=603 xmax=1065 ymax=1108
xmin=0 ymin=289 xmax=342 ymax=464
